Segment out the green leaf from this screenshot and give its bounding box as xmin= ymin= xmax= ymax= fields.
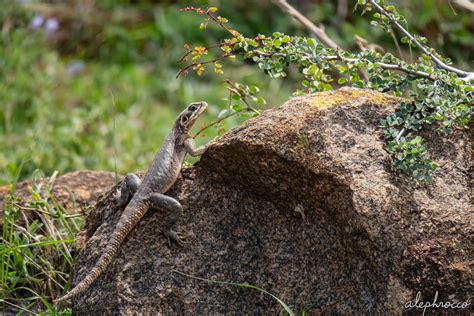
xmin=249 ymin=85 xmax=260 ymax=94
xmin=249 ymin=39 xmax=259 ymax=47
xmin=338 ymin=77 xmax=347 ymax=84
xmin=231 ymin=104 xmax=244 ymax=112
xmin=335 ymin=64 xmax=347 ymax=72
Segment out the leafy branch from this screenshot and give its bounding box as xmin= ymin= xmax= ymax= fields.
xmin=178 ymin=3 xmax=473 ymax=181
xmin=176 ymin=7 xmax=242 ymax=78
xmin=192 ymin=80 xmax=263 ymax=138
xmin=362 ymin=0 xmax=472 ymax=78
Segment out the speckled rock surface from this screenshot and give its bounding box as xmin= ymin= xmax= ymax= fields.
xmin=71 ymin=88 xmax=472 ymax=315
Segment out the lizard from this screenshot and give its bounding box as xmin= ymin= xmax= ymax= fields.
xmin=55 ymin=101 xmax=210 ymax=304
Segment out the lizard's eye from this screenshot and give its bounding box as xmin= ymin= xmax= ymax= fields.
xmin=189 ymin=104 xmax=197 ymax=111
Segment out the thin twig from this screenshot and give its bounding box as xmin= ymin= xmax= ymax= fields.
xmin=370 ymin=61 xmax=430 ymax=79
xmin=337 ymin=0 xmax=348 ymax=20
xmin=368 ymin=0 xmax=471 ymax=77
xmin=240 ymin=98 xmax=261 ymax=115
xmin=192 ymin=111 xmax=239 ymax=139
xmin=272 ymin=0 xmax=340 ymax=49
xmin=453 ymin=0 xmax=474 ymax=12
xmin=176 ymin=54 xmax=237 ymax=78
xmin=389 ymin=26 xmax=404 ymax=61
xmin=180 ymin=7 xmax=236 ymax=36
xmin=225 ymin=80 xmax=261 ymax=115
xmin=395 ymin=128 xmax=405 ymax=144
xmin=192 ymin=81 xmax=261 ymax=138
xmin=177 ymin=42 xmax=231 ymax=64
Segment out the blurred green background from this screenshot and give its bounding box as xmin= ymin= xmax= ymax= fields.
xmin=1 ymin=0 xmax=472 ymax=185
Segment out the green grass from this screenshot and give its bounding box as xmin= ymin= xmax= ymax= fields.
xmin=1 ymin=165 xmax=77 ymax=314
xmin=173 ymin=269 xmax=297 ymax=315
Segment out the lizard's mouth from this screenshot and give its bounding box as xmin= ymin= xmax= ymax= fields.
xmin=189 ymin=101 xmax=207 ymax=121
xmin=195 ymin=101 xmax=208 ymax=115
xmin=182 ymin=101 xmax=208 ymax=131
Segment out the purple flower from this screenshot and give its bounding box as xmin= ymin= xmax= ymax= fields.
xmin=44 ymin=18 xmax=59 ymax=35
xmin=16 ymin=0 xmax=31 ymax=5
xmin=30 ymin=15 xmax=43 ymax=30
xmin=66 ymin=61 xmax=85 ymax=77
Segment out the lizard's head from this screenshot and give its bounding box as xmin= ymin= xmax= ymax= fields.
xmin=176 ymin=101 xmax=208 ymax=133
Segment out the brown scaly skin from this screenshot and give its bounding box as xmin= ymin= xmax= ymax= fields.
xmin=55 ymin=102 xmax=210 ymax=304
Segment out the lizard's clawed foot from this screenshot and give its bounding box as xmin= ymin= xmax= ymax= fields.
xmin=164 ymin=229 xmax=187 ymax=247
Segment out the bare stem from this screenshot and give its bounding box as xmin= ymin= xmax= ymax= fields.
xmin=180 ymin=7 xmax=236 ymax=37
xmin=192 ymin=81 xmax=261 ymax=138
xmin=453 ymin=0 xmax=474 ymax=12
xmin=272 ymin=0 xmax=340 ymax=49
xmin=192 ymin=111 xmax=239 ymax=138
xmin=177 ymin=42 xmax=230 ymax=64
xmin=389 ymin=26 xmax=404 ymax=61
xmin=395 ymin=128 xmax=405 ymax=144
xmin=225 ymin=80 xmax=261 ymax=115
xmin=176 ymin=54 xmax=237 ymax=78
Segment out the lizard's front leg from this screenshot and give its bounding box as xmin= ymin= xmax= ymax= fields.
xmin=184 ymin=137 xmax=209 ymax=157
xmin=114 ymin=173 xmax=141 ymax=208
xmin=149 ymin=193 xmax=186 ymax=246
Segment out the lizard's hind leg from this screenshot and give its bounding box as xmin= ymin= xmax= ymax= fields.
xmin=149 ymin=193 xmax=186 ymax=246
xmin=114 ymin=173 xmax=141 ymax=208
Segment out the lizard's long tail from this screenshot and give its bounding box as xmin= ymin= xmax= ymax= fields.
xmin=55 ymin=205 xmax=147 ymax=304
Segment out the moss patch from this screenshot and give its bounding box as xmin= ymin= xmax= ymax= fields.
xmin=310 ymin=88 xmax=399 ymax=109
